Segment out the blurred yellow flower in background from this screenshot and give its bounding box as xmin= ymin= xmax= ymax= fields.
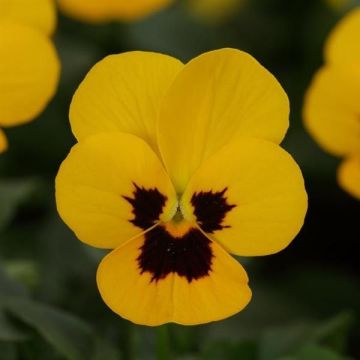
xmin=186 ymin=0 xmax=245 ymax=23
xmin=0 ymin=0 xmax=60 ymax=153
xmin=304 ymin=8 xmax=360 ymax=199
xmin=325 ymin=0 xmax=350 ymax=11
xmin=58 ymin=0 xmax=173 ymax=23
xmin=56 ymin=49 xmax=307 ymax=326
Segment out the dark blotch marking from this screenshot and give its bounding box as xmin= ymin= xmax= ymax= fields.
xmin=191 ymin=188 xmax=236 ymax=233
xmin=123 ymin=183 xmax=167 ymax=230
xmin=138 ymin=226 xmax=213 ymax=283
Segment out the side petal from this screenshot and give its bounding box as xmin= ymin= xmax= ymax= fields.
xmin=97 ymin=228 xmax=251 ymax=326
xmin=0 ymin=23 xmax=60 ymax=127
xmin=325 ymin=8 xmax=360 ymax=66
xmin=181 ymin=137 xmax=307 ymax=256
xmin=158 ymin=48 xmax=289 ymax=192
xmin=0 ymin=129 xmax=8 ymax=153
xmin=338 ymin=156 xmax=360 ymax=200
xmin=303 ymin=66 xmax=360 ymax=157
xmin=0 ymin=0 xmax=56 ymax=35
xmin=69 ymin=52 xmax=183 ymax=153
xmin=56 ymin=133 xmax=177 ymax=249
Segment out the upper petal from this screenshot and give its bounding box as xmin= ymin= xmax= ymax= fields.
xmin=0 ymin=23 xmax=60 ymax=127
xmin=304 ymin=65 xmax=360 ymax=157
xmin=181 ymin=137 xmax=307 ymax=256
xmin=325 ymin=8 xmax=360 ymax=67
xmin=56 ymin=132 xmax=177 ymax=249
xmin=337 ymin=155 xmax=360 ymax=200
xmin=157 ymin=48 xmax=289 ymax=192
xmin=0 ymin=129 xmax=8 ymax=153
xmin=97 ymin=226 xmax=251 ymax=326
xmin=69 ymin=52 xmax=183 ymax=153
xmin=0 ymin=0 xmax=56 ymax=36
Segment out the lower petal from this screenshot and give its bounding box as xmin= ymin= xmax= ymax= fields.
xmin=97 ymin=226 xmax=251 ymax=326
xmin=338 ymin=156 xmax=360 ymax=200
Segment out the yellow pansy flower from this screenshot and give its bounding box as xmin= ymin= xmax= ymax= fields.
xmin=0 ymin=0 xmax=60 ymax=153
xmin=186 ymin=0 xmax=245 ymax=23
xmin=57 ymin=0 xmax=173 ymax=23
xmin=304 ymin=8 xmax=360 ymax=199
xmin=56 ymin=49 xmax=307 ymax=326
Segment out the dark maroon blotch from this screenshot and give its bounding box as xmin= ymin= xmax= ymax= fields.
xmin=191 ymin=188 xmax=236 ymax=233
xmin=123 ymin=183 xmax=167 ymax=230
xmin=137 ymin=226 xmax=213 ymax=283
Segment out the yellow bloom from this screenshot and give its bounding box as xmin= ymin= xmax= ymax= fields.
xmin=56 ymin=49 xmax=307 ymax=326
xmin=0 ymin=0 xmax=60 ymax=153
xmin=57 ymin=0 xmax=173 ymax=23
xmin=304 ymin=8 xmax=360 ymax=199
xmin=186 ymin=0 xmax=245 ymax=23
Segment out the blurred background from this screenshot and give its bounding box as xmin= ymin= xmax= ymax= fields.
xmin=0 ymin=0 xmax=359 ymax=359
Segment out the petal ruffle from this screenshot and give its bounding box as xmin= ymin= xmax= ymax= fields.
xmin=97 ymin=227 xmax=251 ymax=326
xmin=338 ymin=155 xmax=360 ymax=200
xmin=325 ymin=8 xmax=360 ymax=67
xmin=304 ymin=66 xmax=360 ymax=157
xmin=157 ymin=48 xmax=289 ymax=192
xmin=0 ymin=0 xmax=56 ymax=35
xmin=181 ymin=137 xmax=307 ymax=256
xmin=0 ymin=129 xmax=8 ymax=153
xmin=0 ymin=23 xmax=60 ymax=127
xmin=69 ymin=52 xmax=183 ymax=154
xmin=56 ymin=133 xmax=177 ymax=249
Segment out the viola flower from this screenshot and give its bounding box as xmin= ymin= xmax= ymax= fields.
xmin=57 ymin=0 xmax=173 ymax=23
xmin=304 ymin=8 xmax=360 ymax=199
xmin=0 ymin=0 xmax=60 ymax=153
xmin=186 ymin=0 xmax=246 ymax=24
xmin=56 ymin=49 xmax=307 ymax=326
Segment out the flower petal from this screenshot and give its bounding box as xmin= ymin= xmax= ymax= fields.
xmin=157 ymin=48 xmax=289 ymax=192
xmin=97 ymin=227 xmax=251 ymax=326
xmin=0 ymin=0 xmax=56 ymax=35
xmin=58 ymin=0 xmax=173 ymax=23
xmin=0 ymin=23 xmax=60 ymax=127
xmin=181 ymin=137 xmax=307 ymax=256
xmin=325 ymin=8 xmax=360 ymax=66
xmin=69 ymin=52 xmax=183 ymax=154
xmin=304 ymin=66 xmax=360 ymax=157
xmin=56 ymin=133 xmax=177 ymax=249
xmin=338 ymin=156 xmax=360 ymax=200
xmin=0 ymin=129 xmax=8 ymax=153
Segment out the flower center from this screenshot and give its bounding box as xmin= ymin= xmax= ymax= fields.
xmin=123 ymin=183 xmax=235 ymax=282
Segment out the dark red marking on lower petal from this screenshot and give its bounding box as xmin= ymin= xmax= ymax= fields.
xmin=191 ymin=188 xmax=236 ymax=233
xmin=123 ymin=183 xmax=167 ymax=230
xmin=138 ymin=226 xmax=213 ymax=283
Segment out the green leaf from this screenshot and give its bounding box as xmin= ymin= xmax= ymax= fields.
xmin=0 ymin=311 xmax=28 ymax=342
xmin=0 ymin=179 xmax=37 ymax=231
xmin=0 ymin=263 xmax=29 ymax=297
xmin=287 ymin=344 xmax=349 ymax=360
xmin=0 ymin=341 xmax=17 ymax=360
xmin=1 ymin=296 xmax=94 ymax=360
xmin=201 ymin=340 xmax=257 ymax=360
xmin=258 ymin=312 xmax=353 ymax=360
